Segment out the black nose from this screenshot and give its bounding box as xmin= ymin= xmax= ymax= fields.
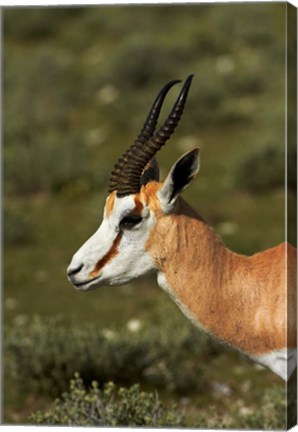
xmin=67 ymin=263 xmax=84 ymax=277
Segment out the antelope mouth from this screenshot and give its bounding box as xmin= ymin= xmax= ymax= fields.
xmin=73 ymin=275 xmax=102 ymax=291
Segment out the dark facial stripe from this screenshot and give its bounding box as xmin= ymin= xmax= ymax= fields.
xmin=89 ymin=233 xmax=122 ymax=278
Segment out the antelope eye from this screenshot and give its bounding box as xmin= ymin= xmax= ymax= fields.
xmin=119 ymin=215 xmax=142 ymax=230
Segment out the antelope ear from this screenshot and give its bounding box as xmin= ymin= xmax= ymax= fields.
xmin=140 ymin=157 xmax=160 ymax=186
xmin=158 ymin=148 xmax=200 ymax=209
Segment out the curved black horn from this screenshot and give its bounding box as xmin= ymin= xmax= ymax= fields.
xmin=109 ymin=79 xmax=181 ymax=193
xmin=136 ymin=78 xmax=182 ymax=143
xmin=110 ymin=75 xmax=194 ymax=197
xmin=143 ymin=74 xmax=194 ymax=156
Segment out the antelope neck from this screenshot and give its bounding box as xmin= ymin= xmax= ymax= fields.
xmin=146 ymin=199 xmax=287 ymax=356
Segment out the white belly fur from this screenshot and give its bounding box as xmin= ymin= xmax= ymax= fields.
xmin=157 ymin=271 xmax=297 ymax=382
xmin=251 ymin=349 xmax=297 ymax=381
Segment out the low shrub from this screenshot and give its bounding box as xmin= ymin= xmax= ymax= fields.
xmin=234 ymin=144 xmax=287 ymax=192
xmin=4 ymin=8 xmax=81 ymax=41
xmin=3 ymin=205 xmax=33 ymax=245
xmin=3 ymin=45 xmax=102 ymax=197
xmin=4 ymin=132 xmax=105 ymax=196
xmin=5 ymin=315 xmax=213 ymax=398
xmin=29 ymin=373 xmax=184 ymax=427
xmin=29 ymin=374 xmax=287 ymax=429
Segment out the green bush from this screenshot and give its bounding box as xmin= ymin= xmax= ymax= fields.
xmin=3 ymin=44 xmax=103 ymax=196
xmin=4 ymin=132 xmax=107 ymax=196
xmin=29 ymin=374 xmax=287 ymax=429
xmin=5 ymin=316 xmax=213 ymax=398
xmin=3 ymin=205 xmax=33 ymax=245
xmin=234 ymin=144 xmax=287 ymax=192
xmin=29 ymin=373 xmax=184 ymax=427
xmin=4 ymin=8 xmax=81 ymax=40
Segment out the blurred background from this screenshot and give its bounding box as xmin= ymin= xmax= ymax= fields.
xmin=3 ymin=3 xmax=296 ymax=427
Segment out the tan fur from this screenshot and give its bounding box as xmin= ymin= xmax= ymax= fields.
xmin=138 ymin=181 xmax=163 ymax=215
xmin=145 ymin=196 xmax=296 ymax=357
xmin=105 ymin=191 xmax=116 ymax=217
xmin=133 ymin=196 xmax=144 ymax=214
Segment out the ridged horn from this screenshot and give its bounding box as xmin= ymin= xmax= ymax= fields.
xmin=110 ymin=75 xmax=194 ymax=197
xmin=109 ymin=79 xmax=181 ymax=193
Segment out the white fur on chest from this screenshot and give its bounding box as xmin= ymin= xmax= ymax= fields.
xmin=156 ymin=272 xmax=296 ymax=381
xmin=251 ymin=349 xmax=297 ymax=381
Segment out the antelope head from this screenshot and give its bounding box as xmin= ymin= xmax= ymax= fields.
xmin=67 ymin=75 xmax=200 ymax=291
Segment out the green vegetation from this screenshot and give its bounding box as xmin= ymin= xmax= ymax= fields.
xmin=29 ymin=373 xmax=286 ymax=429
xmin=234 ymin=141 xmax=296 ymax=193
xmin=195 ymin=385 xmax=287 ymax=429
xmin=4 ymin=205 xmax=33 ymax=245
xmin=5 ymin=316 xmax=286 ymax=428
xmin=5 ymin=315 xmax=211 ymax=397
xmin=30 ymin=374 xmax=184 ymax=427
xmin=3 ymin=3 xmax=292 ymax=427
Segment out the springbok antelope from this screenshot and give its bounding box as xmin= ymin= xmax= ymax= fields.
xmin=68 ymin=75 xmax=296 ymax=381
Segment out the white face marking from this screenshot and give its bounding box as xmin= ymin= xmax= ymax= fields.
xmin=67 ymin=194 xmax=156 ymax=291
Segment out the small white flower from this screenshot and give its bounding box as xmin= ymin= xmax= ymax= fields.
xmin=233 ymin=366 xmax=245 ymax=375
xmin=86 ymin=128 xmax=107 ymax=147
xmin=14 ymin=314 xmax=28 ymax=326
xmin=212 ymin=381 xmax=232 ymax=396
xmin=97 ymin=85 xmax=119 ymax=105
xmin=216 ymin=55 xmax=235 ymax=75
xmin=241 ymin=380 xmax=252 ymax=393
xmin=102 ymin=329 xmax=116 ymax=340
xmin=126 ymin=319 xmax=142 ymax=333
xmin=239 ymin=406 xmax=253 ymax=415
xmin=5 ymin=298 xmax=17 ymax=310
